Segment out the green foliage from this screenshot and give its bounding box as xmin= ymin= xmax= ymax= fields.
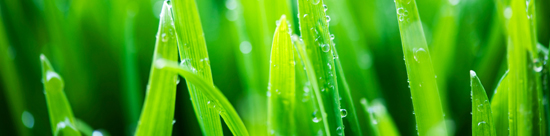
xmin=470 ymin=70 xmax=496 ymax=136
xmin=490 ymin=71 xmax=509 ymax=136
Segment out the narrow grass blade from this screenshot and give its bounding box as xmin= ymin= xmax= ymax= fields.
xmin=40 ymin=54 xmax=81 ymax=136
xmin=171 ymin=0 xmax=223 ymax=135
xmin=155 ymin=59 xmax=249 ymax=136
xmin=506 ymin=0 xmax=543 ymax=134
xmin=296 ymin=0 xmax=345 ymax=135
xmin=470 ymin=70 xmax=496 ymax=136
xmin=134 ymin=2 xmax=178 ymax=135
xmin=490 ymin=71 xmax=509 ymax=136
xmin=333 ymin=50 xmax=365 ymax=136
xmin=393 ymin=0 xmax=447 ymax=135
xmin=359 ymin=98 xmax=379 ymax=136
xmin=361 ymin=98 xmax=401 ymax=136
xmin=267 ymin=15 xmax=296 ymax=136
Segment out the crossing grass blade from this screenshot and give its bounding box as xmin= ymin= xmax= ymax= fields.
xmin=490 ymin=71 xmax=509 ymax=136
xmin=360 ymin=98 xmax=401 ymax=136
xmin=171 ymin=0 xmax=223 ymax=135
xmin=296 ymin=0 xmax=346 ymax=135
xmin=134 ymin=2 xmax=179 ymax=135
xmin=155 ymin=59 xmax=250 ymax=136
xmin=470 ymin=70 xmax=496 ymax=136
xmin=267 ymin=15 xmax=296 ymax=136
xmin=40 ymin=54 xmax=81 ymax=136
xmin=393 ymin=0 xmax=447 ymax=135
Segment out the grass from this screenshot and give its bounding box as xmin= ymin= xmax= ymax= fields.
xmin=2 ymin=0 xmax=550 ymax=135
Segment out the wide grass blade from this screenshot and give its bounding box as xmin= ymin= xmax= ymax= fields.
xmin=171 ymin=0 xmax=223 ymax=135
xmin=393 ymin=0 xmax=447 ymax=135
xmin=267 ymin=15 xmax=296 ymax=136
xmin=155 ymin=59 xmax=250 ymax=136
xmin=470 ymin=70 xmax=496 ymax=136
xmin=296 ymin=0 xmax=350 ymax=135
xmin=360 ymin=98 xmax=401 ymax=136
xmin=490 ymin=71 xmax=509 ymax=136
xmin=40 ymin=54 xmax=81 ymax=136
xmin=134 ymin=2 xmax=178 ymax=135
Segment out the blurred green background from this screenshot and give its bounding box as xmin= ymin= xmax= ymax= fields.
xmin=0 ymin=0 xmax=549 ymax=135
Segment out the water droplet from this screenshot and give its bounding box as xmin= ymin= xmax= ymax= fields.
xmin=330 ymin=34 xmax=335 ymax=40
xmin=267 ymin=91 xmax=271 ymax=97
xmin=161 ymin=33 xmax=168 ymax=42
xmin=321 ymin=44 xmax=330 ymax=52
xmin=312 ymin=111 xmax=322 ymax=123
xmin=336 ymin=127 xmax=343 ymax=135
xmin=327 ymin=63 xmax=332 ymax=69
xmin=413 ymin=111 xmax=415 ymax=114
xmin=477 ymin=121 xmax=486 ymax=126
xmin=340 ymin=109 xmax=347 ymax=118
xmin=172 ymin=119 xmax=176 ymax=125
xmin=21 ymin=111 xmax=35 ymax=128
xmin=303 ymin=14 xmax=308 ymax=18
xmin=310 ymin=0 xmax=320 ymax=5
xmin=534 ymin=59 xmax=543 ymax=72
xmin=413 ymin=48 xmax=427 ymax=63
xmin=323 ymin=4 xmax=328 ymax=12
xmin=225 ymin=0 xmax=237 ymax=10
xmin=448 ymin=0 xmax=459 ymax=5
xmin=92 ymin=130 xmax=104 ymax=136
xmin=326 ymin=16 xmax=331 ymax=22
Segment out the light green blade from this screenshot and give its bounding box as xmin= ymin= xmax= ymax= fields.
xmin=267 ymin=15 xmax=296 ymax=136
xmin=296 ymin=0 xmax=346 ymax=135
xmin=171 ymin=0 xmax=223 ymax=135
xmin=156 ymin=59 xmax=250 ymax=136
xmin=361 ymin=98 xmax=401 ymax=136
xmin=40 ymin=54 xmax=81 ymax=136
xmin=393 ymin=0 xmax=447 ymax=135
xmin=134 ymin=2 xmax=179 ymax=135
xmin=490 ymin=71 xmax=509 ymax=136
xmin=470 ymin=70 xmax=496 ymax=136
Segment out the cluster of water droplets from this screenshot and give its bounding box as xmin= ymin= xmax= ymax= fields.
xmin=396 ymin=7 xmax=409 ymax=22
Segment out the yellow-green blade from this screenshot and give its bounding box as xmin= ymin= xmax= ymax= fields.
xmin=155 ymin=59 xmax=249 ymax=136
xmin=171 ymin=0 xmax=223 ymax=135
xmin=491 ymin=71 xmax=509 ymax=136
xmin=470 ymin=70 xmax=496 ymax=136
xmin=134 ymin=2 xmax=179 ymax=135
xmin=296 ymin=0 xmax=346 ymax=135
xmin=361 ymin=98 xmax=401 ymax=136
xmin=40 ymin=54 xmax=81 ymax=136
xmin=393 ymin=0 xmax=447 ymax=135
xmin=267 ymin=15 xmax=296 ymax=136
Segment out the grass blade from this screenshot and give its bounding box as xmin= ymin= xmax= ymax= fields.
xmin=361 ymin=98 xmax=401 ymax=136
xmin=267 ymin=15 xmax=296 ymax=135
xmin=490 ymin=71 xmax=509 ymax=136
xmin=393 ymin=0 xmax=447 ymax=135
xmin=470 ymin=70 xmax=496 ymax=136
xmin=134 ymin=2 xmax=179 ymax=135
xmin=296 ymin=0 xmax=348 ymax=135
xmin=171 ymin=0 xmax=223 ymax=135
xmin=156 ymin=59 xmax=249 ymax=136
xmin=40 ymin=54 xmax=81 ymax=136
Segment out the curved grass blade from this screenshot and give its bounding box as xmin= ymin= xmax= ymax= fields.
xmin=134 ymin=2 xmax=179 ymax=135
xmin=490 ymin=71 xmax=509 ymax=136
xmin=296 ymin=0 xmax=346 ymax=135
xmin=171 ymin=0 xmax=223 ymax=135
xmin=267 ymin=15 xmax=296 ymax=136
xmin=40 ymin=54 xmax=81 ymax=136
xmin=361 ymin=98 xmax=401 ymax=136
xmin=393 ymin=0 xmax=447 ymax=135
xmin=155 ymin=59 xmax=249 ymax=136
xmin=470 ymin=70 xmax=496 ymax=136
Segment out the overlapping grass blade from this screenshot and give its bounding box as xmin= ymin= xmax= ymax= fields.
xmin=171 ymin=0 xmax=223 ymax=135
xmin=506 ymin=0 xmax=544 ymax=134
xmin=393 ymin=0 xmax=447 ymax=135
xmin=333 ymin=50 xmax=365 ymax=136
xmin=267 ymin=15 xmax=296 ymax=135
xmin=470 ymin=70 xmax=496 ymax=136
xmin=296 ymin=0 xmax=346 ymax=135
xmin=155 ymin=59 xmax=249 ymax=136
xmin=134 ymin=2 xmax=178 ymax=135
xmin=40 ymin=54 xmax=81 ymax=136
xmin=490 ymin=71 xmax=509 ymax=136
xmin=360 ymin=98 xmax=401 ymax=136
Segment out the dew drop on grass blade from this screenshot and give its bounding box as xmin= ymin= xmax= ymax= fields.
xmin=267 ymin=15 xmax=296 ymax=136
xmin=40 ymin=54 xmax=81 ymax=136
xmin=171 ymin=0 xmax=224 ymax=135
xmin=134 ymin=2 xmax=178 ymax=135
xmin=393 ymin=0 xmax=447 ymax=135
xmin=155 ymin=59 xmax=249 ymax=136
xmin=490 ymin=71 xmax=508 ymax=136
xmin=470 ymin=70 xmax=496 ymax=136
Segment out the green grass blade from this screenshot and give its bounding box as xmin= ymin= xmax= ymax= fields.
xmin=359 ymin=98 xmax=379 ymax=136
xmin=333 ymin=50 xmax=365 ymax=136
xmin=470 ymin=70 xmax=496 ymax=136
xmin=171 ymin=0 xmax=223 ymax=135
xmin=40 ymin=54 xmax=81 ymax=136
xmin=155 ymin=59 xmax=249 ymax=136
xmin=490 ymin=71 xmax=509 ymax=136
xmin=393 ymin=0 xmax=447 ymax=135
xmin=134 ymin=2 xmax=179 ymax=135
xmin=267 ymin=15 xmax=296 ymax=136
xmin=362 ymin=98 xmax=401 ymax=136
